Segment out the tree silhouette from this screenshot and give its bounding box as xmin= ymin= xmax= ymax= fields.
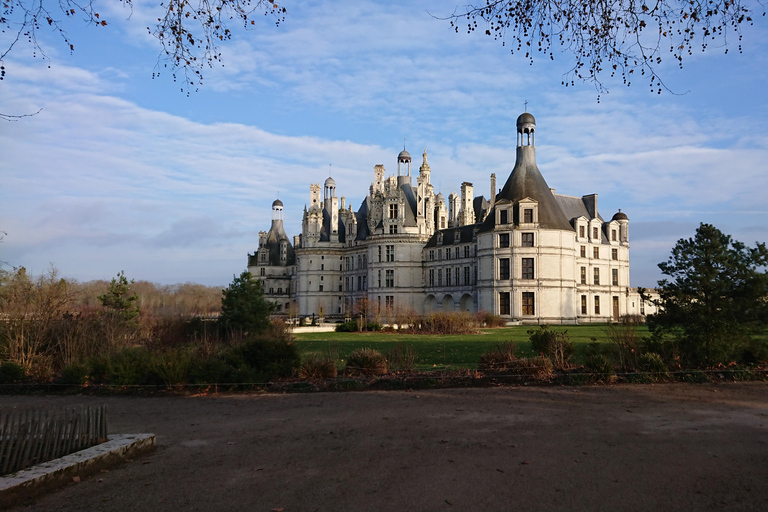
xmin=445 ymin=0 xmax=763 ymax=95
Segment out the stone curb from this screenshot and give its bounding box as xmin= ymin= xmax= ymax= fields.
xmin=0 ymin=433 xmax=156 ymax=508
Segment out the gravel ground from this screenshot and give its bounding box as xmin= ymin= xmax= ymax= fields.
xmin=3 ymin=382 xmax=768 ymax=512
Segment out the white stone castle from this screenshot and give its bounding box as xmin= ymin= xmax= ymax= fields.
xmin=248 ymin=113 xmax=653 ymax=324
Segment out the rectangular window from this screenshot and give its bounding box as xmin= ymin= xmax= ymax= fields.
xmin=378 ymin=246 xmax=382 ymax=262
xmin=580 ymin=266 xmax=587 ymax=285
xmin=579 ymin=225 xmax=585 ymax=238
xmin=386 ymin=245 xmax=395 ymax=262
xmin=612 ymin=229 xmax=617 ymax=241
xmin=464 ymin=246 xmax=470 ymax=258
xmin=581 ymin=295 xmax=587 ymax=315
xmin=357 ymin=276 xmax=362 ymax=291
xmin=499 ymin=233 xmax=510 ymax=248
xmin=389 ymin=224 xmax=398 ymax=234
xmin=640 ymin=302 xmax=645 ymax=315
xmin=438 ymin=269 xmax=443 ymax=286
xmin=522 ymin=258 xmax=534 ymax=279
xmin=499 ymin=209 xmax=508 ymax=225
xmin=613 ymin=296 xmax=620 ymax=320
xmin=522 ymin=233 xmax=534 ymax=247
xmin=499 ymin=258 xmax=510 ymax=280
xmin=446 ymin=268 xmax=452 ymax=287
xmin=580 ymin=246 xmax=586 ymax=258
xmin=612 ymin=268 xmax=619 ymax=286
xmin=455 ymin=247 xmax=460 ymax=259
xmin=612 ymin=248 xmax=618 ymax=260
xmin=441 ymin=218 xmax=446 ymax=229
xmin=389 ymin=203 xmax=398 ymax=219
xmin=363 ymin=276 xmax=367 ymax=290
xmin=429 ymin=269 xmax=435 ymax=287
xmin=464 ymin=266 xmax=470 ymax=286
xmin=593 ymin=247 xmax=599 ymax=259
xmin=377 ymin=270 xmax=381 ymax=288
xmin=523 ymin=208 xmax=533 ymax=223
xmin=386 ymin=269 xmax=394 ymax=288
xmin=594 ymin=295 xmax=600 ymax=315
xmin=455 ymin=267 xmax=460 ymax=285
xmin=429 ymin=250 xmax=435 ymax=261
xmin=345 ymin=257 xmax=350 ymax=271
xmin=446 ymin=248 xmax=451 ymax=260
xmin=594 ymin=268 xmax=600 ymax=285
xmin=345 ymin=277 xmax=349 ymax=291
xmin=522 ymin=292 xmax=535 ymax=315
xmin=386 ymin=296 xmax=394 ymax=310
xmin=499 ymin=292 xmax=511 ymax=315
xmin=319 ymin=285 xmax=323 ymax=292
xmin=593 ymin=226 xmax=599 ymax=239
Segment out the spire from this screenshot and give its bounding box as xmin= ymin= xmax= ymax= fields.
xmin=491 ymin=112 xmax=572 ymax=231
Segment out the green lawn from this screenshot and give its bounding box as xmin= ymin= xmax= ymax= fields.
xmin=293 ymin=324 xmax=650 ymax=369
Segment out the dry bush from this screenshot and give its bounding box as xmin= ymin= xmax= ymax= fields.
xmin=385 ymin=343 xmax=417 ymax=371
xmin=478 ymin=342 xmax=518 ymax=372
xmin=345 ymin=348 xmax=387 ymax=376
xmin=414 ymin=312 xmax=478 ymax=334
xmin=298 ymin=354 xmax=338 ymax=379
xmin=507 ymin=356 xmax=554 ymax=380
xmin=606 ymin=317 xmax=642 ymax=371
xmin=474 ymin=311 xmax=507 ymax=327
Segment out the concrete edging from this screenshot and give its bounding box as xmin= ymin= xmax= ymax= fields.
xmin=0 ymin=433 xmax=156 ymax=508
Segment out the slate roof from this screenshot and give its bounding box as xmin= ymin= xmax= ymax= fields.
xmin=481 ymin=146 xmax=573 ymax=232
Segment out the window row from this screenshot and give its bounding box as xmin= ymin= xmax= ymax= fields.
xmin=498 ymin=232 xmax=534 ymax=249
xmin=578 ymin=225 xmax=620 ymax=243
xmin=498 ymin=291 xmax=535 ymax=316
xmin=580 ymin=246 xmax=619 ymax=260
xmin=377 ymin=245 xmax=396 ymax=263
xmin=580 ymin=295 xmax=621 ymax=317
xmin=428 ymin=266 xmax=476 ymax=287
xmin=345 ymin=254 xmax=368 ymax=271
xmin=428 ymin=245 xmax=474 ymax=261
xmin=579 ymin=267 xmax=620 ymax=286
xmin=498 ymin=258 xmax=535 ymax=280
xmin=344 ymin=275 xmax=368 ymax=292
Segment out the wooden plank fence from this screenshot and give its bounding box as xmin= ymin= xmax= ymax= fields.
xmin=0 ymin=405 xmax=108 ymax=476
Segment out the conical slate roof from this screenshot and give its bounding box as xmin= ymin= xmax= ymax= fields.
xmin=265 ymin=218 xmax=295 ymax=266
xmin=482 ymin=145 xmax=573 ymax=232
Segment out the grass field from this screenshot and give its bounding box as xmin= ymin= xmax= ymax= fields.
xmin=293 ymin=324 xmax=650 ymax=369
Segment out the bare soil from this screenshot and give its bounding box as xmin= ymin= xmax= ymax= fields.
xmin=4 ymin=382 xmax=768 ymax=511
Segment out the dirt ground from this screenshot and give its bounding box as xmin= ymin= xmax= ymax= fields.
xmin=3 ymin=382 xmax=768 ymax=512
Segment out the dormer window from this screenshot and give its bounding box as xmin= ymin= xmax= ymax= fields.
xmin=499 ymin=209 xmax=508 ymax=225
xmin=389 ymin=203 xmax=398 ymax=219
xmin=523 ymin=209 xmax=533 ymax=223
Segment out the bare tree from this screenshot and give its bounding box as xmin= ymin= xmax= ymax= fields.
xmin=444 ymin=0 xmax=762 ymax=95
xmin=1 ymin=0 xmax=286 ymax=91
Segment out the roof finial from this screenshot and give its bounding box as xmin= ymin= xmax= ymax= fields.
xmin=524 ymin=100 xmax=528 ymax=112
xmin=403 ymin=137 xmax=406 ymax=150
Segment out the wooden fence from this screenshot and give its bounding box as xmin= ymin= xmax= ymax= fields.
xmin=0 ymin=405 xmax=108 ymax=476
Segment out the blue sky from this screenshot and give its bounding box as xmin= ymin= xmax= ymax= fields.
xmin=1 ymin=0 xmax=767 ymax=287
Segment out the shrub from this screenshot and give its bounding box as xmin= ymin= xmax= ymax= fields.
xmin=0 ymin=361 xmax=26 ymax=384
xmin=336 ymin=320 xmax=381 ymax=333
xmin=584 ymin=354 xmax=616 ymax=383
xmin=59 ymin=362 xmax=89 ymax=386
xmin=188 ymin=357 xmax=233 ymax=385
xmin=528 ymin=326 xmax=574 ymax=369
xmin=104 ymin=347 xmax=159 ymax=386
xmin=606 ymin=318 xmax=642 ymax=371
xmin=345 ymin=348 xmax=387 ymax=376
xmin=638 ymin=352 xmax=667 ymax=374
xmin=509 ymin=356 xmax=554 ymax=380
xmin=150 ymin=348 xmax=193 ymax=387
xmin=385 ymin=343 xmax=417 ymax=371
xmin=478 ymin=342 xmax=518 ymax=372
xmin=475 ymin=311 xmax=506 ymax=327
xmin=227 ymin=338 xmax=300 ymax=381
xmin=298 ymin=354 xmax=338 ymax=379
xmin=415 ymin=312 xmax=477 ymax=334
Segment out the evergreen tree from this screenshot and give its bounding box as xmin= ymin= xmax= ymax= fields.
xmin=649 ymin=223 xmax=768 ymax=366
xmin=98 ymin=271 xmax=139 ymax=325
xmin=220 ymin=271 xmax=275 ymax=335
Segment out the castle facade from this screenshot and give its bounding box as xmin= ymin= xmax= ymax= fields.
xmin=248 ymin=113 xmax=653 ymax=324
